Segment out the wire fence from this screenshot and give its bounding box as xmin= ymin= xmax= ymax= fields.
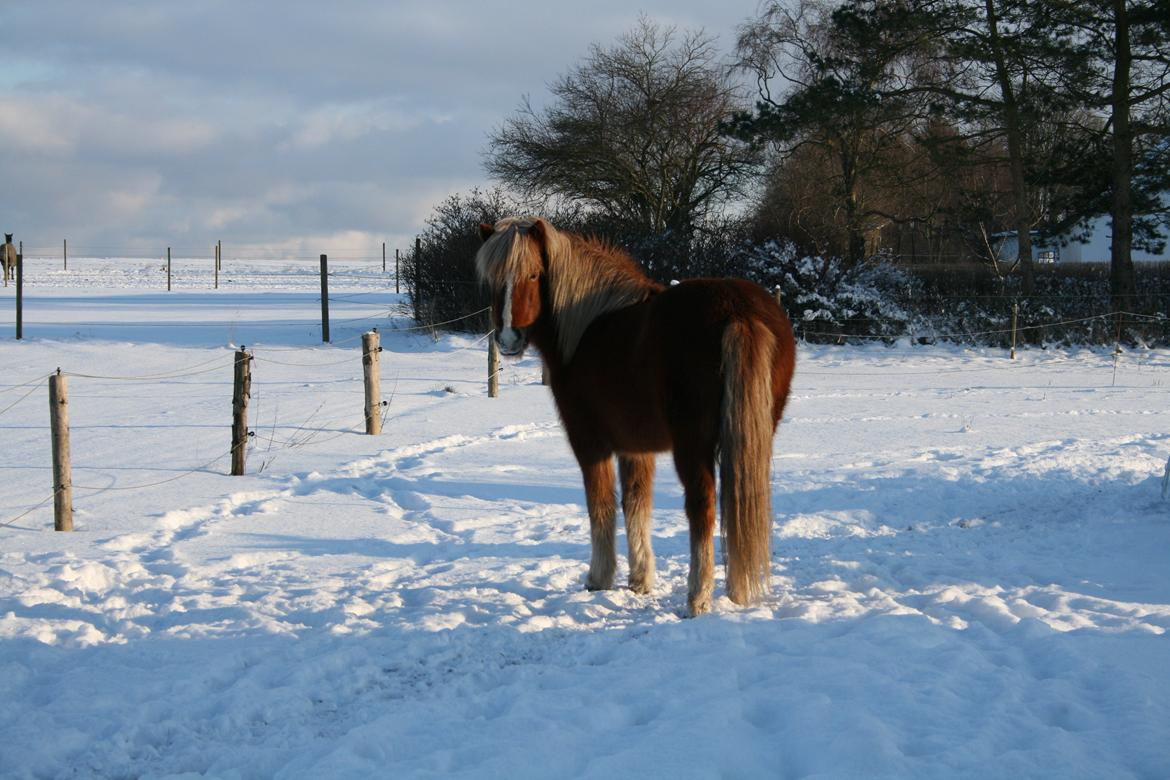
xmin=797 ymin=310 xmax=1167 ymax=344
xmin=4 ymin=245 xmax=1168 ymax=532
xmin=17 ymin=246 xmax=400 ymax=262
xmin=6 ymin=249 xmax=404 ymax=299
xmin=0 ymin=365 xmax=363 ymax=530
xmin=0 ymin=490 xmax=62 ymax=531
xmin=0 ymin=300 xmax=497 ymax=530
xmin=4 ymin=301 xmax=1166 ymax=531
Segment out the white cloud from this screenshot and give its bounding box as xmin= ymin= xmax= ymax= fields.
xmin=0 ymin=94 xmax=217 ymax=157
xmin=106 ymin=176 xmax=162 ymax=220
xmin=0 ymin=95 xmax=78 ymax=154
xmin=280 ymin=100 xmax=450 ymax=151
xmin=0 ymin=0 xmax=762 ymax=254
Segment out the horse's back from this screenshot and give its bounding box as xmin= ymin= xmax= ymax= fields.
xmin=553 ymin=277 xmax=794 ymax=457
xmin=651 ymin=279 xmax=795 ymax=428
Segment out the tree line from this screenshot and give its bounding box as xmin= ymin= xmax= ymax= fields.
xmin=407 ymin=3 xmax=1169 ymax=335
xmin=727 ymin=0 xmax=1169 ymax=305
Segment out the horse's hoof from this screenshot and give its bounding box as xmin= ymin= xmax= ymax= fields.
xmin=627 ymin=577 xmax=654 ymax=595
xmin=687 ymin=597 xmax=712 ymax=617
xmin=584 ymin=575 xmax=613 ymax=591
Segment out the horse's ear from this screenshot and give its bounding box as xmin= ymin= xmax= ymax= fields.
xmin=478 ymin=223 xmax=495 ymax=242
xmin=528 ymin=219 xmax=555 ymax=268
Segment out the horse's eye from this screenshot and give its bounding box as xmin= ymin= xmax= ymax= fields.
xmin=528 ymin=273 xmax=538 ymax=281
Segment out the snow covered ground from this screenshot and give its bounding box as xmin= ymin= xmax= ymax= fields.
xmin=1 ymin=256 xmax=1168 ymax=779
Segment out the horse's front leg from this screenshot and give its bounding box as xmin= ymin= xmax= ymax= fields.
xmin=619 ymin=453 xmax=656 ymax=594
xmin=580 ymin=457 xmax=618 ymax=591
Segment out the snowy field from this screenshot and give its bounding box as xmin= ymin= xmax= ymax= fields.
xmin=1 ymin=256 xmax=1168 ymax=779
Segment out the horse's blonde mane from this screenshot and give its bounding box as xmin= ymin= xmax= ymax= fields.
xmin=475 ymin=216 xmax=658 ymax=361
xmin=475 ymin=217 xmax=544 ymax=288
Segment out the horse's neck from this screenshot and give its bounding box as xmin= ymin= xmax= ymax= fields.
xmin=567 ymin=234 xmax=654 ymax=286
xmin=541 ymin=234 xmax=660 ymax=363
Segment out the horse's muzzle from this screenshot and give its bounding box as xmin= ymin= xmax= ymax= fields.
xmin=495 ymin=327 xmax=527 ymax=357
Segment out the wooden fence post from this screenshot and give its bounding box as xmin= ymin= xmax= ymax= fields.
xmin=64 ymin=238 xmax=67 ymax=271
xmin=231 ymin=347 xmax=251 ymax=476
xmin=217 ymin=239 xmax=222 ymax=272
xmin=414 ymin=237 xmax=421 ymax=312
xmin=488 ymin=336 xmax=500 ymax=398
xmin=395 ymin=248 xmax=400 ymax=294
xmin=15 ymin=252 xmax=22 ymax=340
xmin=362 ymin=330 xmax=383 ymax=435
xmin=1010 ymin=301 xmax=1019 ymax=359
xmin=542 ymin=364 xmax=549 ymax=386
xmin=214 ymin=246 xmax=219 ymax=290
xmin=320 ymin=254 xmax=330 ymax=343
xmin=167 ymin=247 xmax=172 ymax=291
xmin=49 ymin=372 xmax=73 ymax=531
xmin=382 ymin=242 xmax=386 ymax=273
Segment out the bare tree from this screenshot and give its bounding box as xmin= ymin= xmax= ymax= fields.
xmin=485 ymin=17 xmax=759 ymax=234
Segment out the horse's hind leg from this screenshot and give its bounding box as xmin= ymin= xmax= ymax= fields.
xmin=673 ymin=445 xmax=717 ymax=616
xmin=581 ymin=456 xmax=618 ymax=591
xmin=619 ymin=454 xmax=656 ymax=594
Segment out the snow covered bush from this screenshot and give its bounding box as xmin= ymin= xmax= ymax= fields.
xmin=742 ymin=241 xmax=921 ymax=342
xmin=911 ymin=263 xmax=1170 ymax=348
xmin=402 ymin=188 xmax=522 ymax=334
xmin=407 ymin=189 xmax=1169 ymax=347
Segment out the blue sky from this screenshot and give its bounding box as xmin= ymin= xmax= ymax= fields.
xmin=1 ymin=1 xmax=761 ymax=261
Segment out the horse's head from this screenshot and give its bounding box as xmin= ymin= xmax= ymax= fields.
xmin=475 ymin=217 xmax=551 ymax=357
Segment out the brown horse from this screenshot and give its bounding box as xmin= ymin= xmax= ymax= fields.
xmin=1 ymin=234 xmax=15 ymax=287
xmin=476 ymin=217 xmax=795 ymax=615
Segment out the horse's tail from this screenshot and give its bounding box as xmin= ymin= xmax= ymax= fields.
xmin=719 ymin=318 xmax=776 ymax=605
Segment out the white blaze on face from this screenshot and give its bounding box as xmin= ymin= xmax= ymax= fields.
xmin=502 ymin=278 xmax=514 ymax=331
xmin=498 ymin=277 xmax=524 ymax=353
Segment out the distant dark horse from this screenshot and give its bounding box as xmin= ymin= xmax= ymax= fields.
xmin=1 ymin=234 xmax=14 ymax=287
xmin=476 ymin=217 xmax=795 ymax=615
